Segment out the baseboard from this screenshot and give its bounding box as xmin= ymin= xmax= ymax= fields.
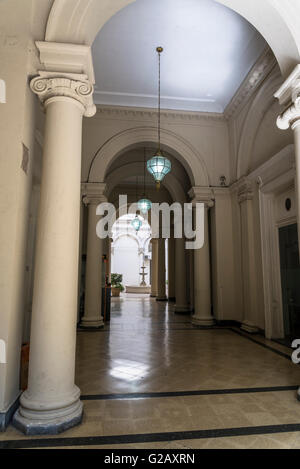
xmin=0 ymin=394 xmax=20 ymax=432
xmin=216 ymin=320 xmax=265 ymax=336
xmin=215 ymin=320 xmax=242 ymax=328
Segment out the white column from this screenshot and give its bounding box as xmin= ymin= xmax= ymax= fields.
xmin=13 ymin=75 xmax=95 ymax=435
xmin=174 ymin=237 xmax=190 ymax=313
xmin=189 ymin=248 xmax=194 ymax=311
xmin=275 ymin=66 xmax=300 ymax=250
xmin=275 ymin=67 xmax=300 ymax=401
xmin=103 ymin=236 xmax=112 ymax=285
xmin=156 ymin=238 xmax=167 ymax=301
xmin=293 ymin=121 xmax=300 ymax=247
xmin=168 ymin=233 xmax=176 ymax=301
xmin=81 ymin=189 xmax=107 ymax=329
xmin=238 ymin=180 xmax=260 ymax=333
xmin=151 ymin=239 xmax=158 ymax=297
xmin=192 ymin=204 xmax=215 ymax=326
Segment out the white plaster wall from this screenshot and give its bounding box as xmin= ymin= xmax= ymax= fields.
xmin=82 ymin=107 xmax=230 ymax=187
xmin=112 ymin=237 xmax=141 ymax=287
xmin=0 ymin=0 xmax=42 ymax=414
xmin=1 ymin=0 xmax=299 ymax=420
xmin=211 ymin=190 xmax=241 ymax=321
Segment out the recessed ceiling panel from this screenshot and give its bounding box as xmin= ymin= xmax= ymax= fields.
xmin=92 ymin=0 xmax=267 ymax=113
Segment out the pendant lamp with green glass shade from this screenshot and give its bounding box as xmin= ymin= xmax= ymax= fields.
xmin=138 ymin=148 xmax=152 ymax=214
xmin=131 ymin=176 xmax=142 ymax=232
xmin=147 ymin=47 xmax=171 ymax=189
xmin=131 ymin=215 xmax=142 ymax=232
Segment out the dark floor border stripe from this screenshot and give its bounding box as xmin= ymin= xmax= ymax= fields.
xmin=2 ymin=424 xmax=300 ymax=449
xmin=229 ymin=328 xmax=292 ymax=360
xmin=272 ymin=338 xmax=293 ymax=350
xmin=81 ymin=385 xmax=298 ymax=401
xmin=77 ymin=327 xmax=228 ymax=333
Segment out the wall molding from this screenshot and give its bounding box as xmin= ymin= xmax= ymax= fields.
xmin=93 ymin=105 xmax=225 ymax=125
xmin=224 ymin=46 xmax=278 ymax=121
xmin=249 ymin=145 xmax=295 ymax=339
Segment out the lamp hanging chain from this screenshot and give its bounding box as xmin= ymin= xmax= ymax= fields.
xmin=158 ymin=49 xmax=161 ymax=152
xmin=144 ymin=147 xmax=146 ymax=196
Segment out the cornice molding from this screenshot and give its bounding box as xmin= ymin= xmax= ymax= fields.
xmin=81 ymin=182 xmax=107 ymax=205
xmin=91 ymin=49 xmax=277 ymax=125
xmin=93 ymin=105 xmax=225 ymax=125
xmin=246 ymin=145 xmax=295 ymax=189
xmin=35 ymin=41 xmax=95 ymax=84
xmin=224 ymin=47 xmax=277 ymax=121
xmin=188 ymin=186 xmax=214 ymax=207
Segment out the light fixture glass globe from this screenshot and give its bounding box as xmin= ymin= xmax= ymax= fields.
xmin=138 ymin=198 xmax=152 ymax=214
xmin=131 ymin=216 xmax=142 ymax=232
xmin=147 ymin=152 xmax=172 ymax=186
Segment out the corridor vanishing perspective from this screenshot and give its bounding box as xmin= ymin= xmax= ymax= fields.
xmin=2 ymin=0 xmax=300 ymax=453
xmin=2 ymin=296 xmax=300 ymax=449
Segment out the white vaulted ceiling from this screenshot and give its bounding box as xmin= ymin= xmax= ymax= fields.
xmin=92 ymin=0 xmax=267 ymax=113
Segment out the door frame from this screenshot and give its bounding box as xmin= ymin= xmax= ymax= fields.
xmin=248 ymin=145 xmax=296 ymax=339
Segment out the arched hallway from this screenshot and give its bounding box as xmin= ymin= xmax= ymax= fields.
xmin=2 ymin=296 xmax=300 ymax=448
xmin=2 ymin=0 xmax=300 ymax=451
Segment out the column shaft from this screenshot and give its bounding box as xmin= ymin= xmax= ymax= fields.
xmin=156 ymin=238 xmax=167 ymax=301
xmin=174 ymin=237 xmax=190 ymax=313
xmin=168 ymin=235 xmax=176 ymax=301
xmin=239 ymin=189 xmax=259 ymax=334
xmin=13 ymin=96 xmax=85 ymax=434
xmin=293 ymin=121 xmax=300 ymax=250
xmin=81 ymin=202 xmax=104 ymax=328
xmin=192 ymin=207 xmax=214 ymax=326
xmin=151 ymin=240 xmax=158 ymax=297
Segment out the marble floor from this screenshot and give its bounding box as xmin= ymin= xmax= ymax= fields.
xmin=2 ymin=295 xmax=300 ymax=449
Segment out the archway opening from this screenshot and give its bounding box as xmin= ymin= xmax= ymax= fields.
xmin=111 ymin=214 xmax=152 ymax=297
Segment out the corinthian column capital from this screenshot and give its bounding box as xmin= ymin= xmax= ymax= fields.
xmin=276 ymin=98 xmax=300 ymax=130
xmin=30 ymin=74 xmax=96 ymax=117
xmin=275 ymin=64 xmax=300 ymax=130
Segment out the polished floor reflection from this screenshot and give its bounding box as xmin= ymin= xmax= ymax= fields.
xmin=2 ymin=294 xmax=300 ymax=449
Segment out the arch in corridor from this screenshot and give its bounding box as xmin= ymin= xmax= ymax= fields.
xmin=10 ymin=0 xmax=300 ymax=437
xmin=105 ymin=161 xmax=188 ymax=203
xmin=88 ymin=127 xmax=209 ymax=188
xmin=113 ymin=232 xmax=140 ymax=246
xmin=45 ymin=0 xmax=300 ymax=77
xmin=111 ymin=214 xmax=152 ymax=287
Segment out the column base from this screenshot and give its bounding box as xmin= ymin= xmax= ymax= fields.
xmin=192 ymin=315 xmax=215 ymax=327
xmin=168 ymin=297 xmax=176 ymax=302
xmin=80 ymin=316 xmax=104 ymax=329
xmin=174 ymin=304 xmax=191 ymax=315
xmin=241 ymin=321 xmax=259 ymax=334
xmin=150 ymin=294 xmax=157 ymax=298
xmin=13 ymin=397 xmax=83 ymax=436
xmin=156 ymin=296 xmax=168 ymax=302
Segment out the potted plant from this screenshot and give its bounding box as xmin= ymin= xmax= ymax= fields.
xmin=111 ymin=273 xmax=125 ymax=297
